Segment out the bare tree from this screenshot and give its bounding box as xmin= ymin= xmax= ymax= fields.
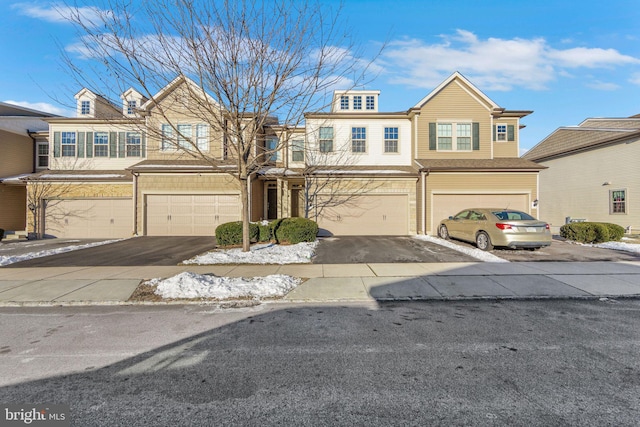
xmin=61 ymin=0 xmax=378 ymax=251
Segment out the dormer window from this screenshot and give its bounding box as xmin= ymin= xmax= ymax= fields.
xmin=127 ymin=100 xmax=136 ymax=115
xmin=340 ymin=95 xmax=349 ymax=110
xmin=353 ymin=96 xmax=362 ymax=110
xmin=80 ymin=100 xmax=91 ymax=115
xmin=366 ymin=95 xmax=375 ymax=110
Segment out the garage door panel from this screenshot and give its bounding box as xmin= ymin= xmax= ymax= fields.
xmin=317 ymin=194 xmax=408 ymax=236
xmin=146 ymin=194 xmax=240 ymax=236
xmin=45 ymin=199 xmax=133 ymax=239
xmin=431 ymin=194 xmax=529 ymax=234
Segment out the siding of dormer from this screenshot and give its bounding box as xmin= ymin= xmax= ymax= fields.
xmin=145 ymin=84 xmax=226 ymax=160
xmin=493 ymin=118 xmax=520 ymax=158
xmin=416 ymin=80 xmax=493 ymax=159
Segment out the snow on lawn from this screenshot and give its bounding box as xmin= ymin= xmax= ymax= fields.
xmin=0 ymin=240 xmax=121 ymax=266
xmin=183 ymin=241 xmax=317 ymax=265
xmin=414 ymin=235 xmax=508 ymax=262
xmin=589 ymin=241 xmax=640 ymax=255
xmin=151 ymin=272 xmax=301 ymax=300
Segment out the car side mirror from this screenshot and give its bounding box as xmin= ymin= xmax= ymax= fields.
xmin=448 ymin=216 xmax=454 ymax=220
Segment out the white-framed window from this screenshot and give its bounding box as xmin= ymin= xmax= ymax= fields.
xmin=80 ymin=101 xmax=90 ymax=115
xmin=61 ymin=132 xmax=76 ymax=157
xmin=610 ymin=189 xmax=627 ymax=214
xmin=94 ymin=132 xmax=109 ymax=157
xmin=351 ymin=127 xmax=366 ymax=153
xmin=496 ymin=124 xmax=507 ymax=141
xmin=340 ymin=95 xmax=349 ymax=110
xmin=319 ymin=127 xmax=333 ymax=153
xmin=37 ymin=142 xmax=49 ymax=168
xmin=437 ymin=122 xmax=472 ymax=152
xmin=353 ymin=96 xmax=362 ymax=110
xmin=161 ymin=124 xmax=175 ymax=151
xmin=126 ymin=132 xmax=141 ymax=157
xmin=384 ymin=127 xmax=398 ymax=153
xmin=196 ymin=124 xmax=209 ymax=151
xmin=266 ymin=136 xmax=279 ymax=162
xmin=177 ymin=124 xmax=191 ymax=149
xmin=456 ymin=123 xmax=472 ymax=151
xmin=292 ymin=139 xmax=304 ymax=162
xmin=366 ymin=95 xmax=375 ymax=110
xmin=127 ymin=100 xmax=136 ymax=115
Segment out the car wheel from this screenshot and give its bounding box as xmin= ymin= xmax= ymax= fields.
xmin=438 ymin=225 xmax=449 ymax=239
xmin=476 ymin=231 xmax=493 ymax=251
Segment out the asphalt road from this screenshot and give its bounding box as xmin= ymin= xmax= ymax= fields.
xmin=1 ymin=236 xmax=217 ymax=267
xmin=313 ymin=236 xmax=478 ymax=263
xmin=1 ymin=300 xmax=639 ymax=425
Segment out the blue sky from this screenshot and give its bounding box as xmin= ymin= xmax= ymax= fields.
xmin=2 ymin=0 xmax=640 ymax=153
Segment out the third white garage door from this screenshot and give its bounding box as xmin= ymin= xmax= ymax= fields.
xmin=316 ymin=194 xmax=409 ymax=236
xmin=431 ymin=193 xmax=529 ymax=234
xmin=145 ymin=194 xmax=240 ymax=236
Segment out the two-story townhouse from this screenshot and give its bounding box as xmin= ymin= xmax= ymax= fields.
xmin=0 ymin=102 xmax=55 ymax=238
xmin=285 ymin=72 xmax=544 ymax=236
xmin=33 ymin=76 xmax=273 ymax=238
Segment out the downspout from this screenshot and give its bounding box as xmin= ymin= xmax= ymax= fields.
xmin=28 ymin=131 xmax=37 ymax=173
xmin=415 ymin=160 xmax=428 ymax=235
xmin=132 ymin=171 xmax=139 ymax=236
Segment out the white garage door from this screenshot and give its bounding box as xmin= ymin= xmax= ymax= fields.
xmin=316 ymin=194 xmax=409 ymax=236
xmin=146 ymin=194 xmax=240 ymax=236
xmin=431 ymin=193 xmax=529 ymax=234
xmin=44 ymin=198 xmax=133 ymax=238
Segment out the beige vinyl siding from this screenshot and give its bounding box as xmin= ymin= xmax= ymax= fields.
xmin=0 ymin=185 xmax=26 ymax=230
xmin=416 ymin=81 xmax=493 ymax=159
xmin=425 ymin=172 xmax=538 ymax=234
xmin=0 ymin=130 xmax=33 ymax=177
xmin=537 ymin=139 xmax=640 ymax=232
xmin=493 ymin=118 xmax=520 ymax=158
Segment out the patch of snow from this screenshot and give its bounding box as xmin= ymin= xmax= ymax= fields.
xmin=589 ymin=241 xmax=640 ymax=254
xmin=132 ymin=164 xmax=214 ymax=169
xmin=0 ymin=240 xmax=122 ymax=266
xmin=413 ymin=235 xmax=509 ymax=263
xmin=152 ymin=272 xmax=301 ymax=299
xmin=183 ymin=241 xmax=317 ymax=265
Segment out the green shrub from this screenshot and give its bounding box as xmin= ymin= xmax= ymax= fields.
xmin=560 ymin=222 xmax=624 ymax=243
xmin=215 ymin=221 xmax=259 ymax=246
xmin=273 ymin=217 xmax=318 ymax=244
xmin=257 ymin=223 xmax=273 ymax=242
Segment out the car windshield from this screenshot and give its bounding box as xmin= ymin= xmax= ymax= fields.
xmin=492 ymin=210 xmax=536 ymax=221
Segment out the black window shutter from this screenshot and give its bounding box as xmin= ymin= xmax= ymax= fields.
xmin=472 ymin=122 xmax=480 ymax=150
xmin=429 ymin=123 xmax=436 ymax=150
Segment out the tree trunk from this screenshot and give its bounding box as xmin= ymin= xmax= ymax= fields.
xmin=240 ymin=178 xmax=251 ymax=252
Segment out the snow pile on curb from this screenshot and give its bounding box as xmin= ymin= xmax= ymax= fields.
xmin=0 ymin=240 xmax=121 ymax=266
xmin=151 ymin=272 xmax=302 ymax=299
xmin=183 ymin=241 xmax=317 ymax=265
xmin=413 ymin=235 xmax=508 ymax=262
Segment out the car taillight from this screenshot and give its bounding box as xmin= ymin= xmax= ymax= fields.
xmin=495 ymin=223 xmax=512 ymax=230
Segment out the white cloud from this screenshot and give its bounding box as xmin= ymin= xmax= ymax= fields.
xmin=11 ymin=2 xmax=111 ymax=27
xmin=630 ymin=73 xmax=640 ymax=86
xmin=586 ymin=80 xmax=620 ymax=91
xmin=3 ymin=100 xmax=68 ymax=115
xmin=381 ymin=30 xmax=640 ymax=91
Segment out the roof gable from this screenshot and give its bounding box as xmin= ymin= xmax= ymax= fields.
xmin=412 ymin=71 xmax=500 ymax=111
xmin=141 ymin=75 xmax=220 ymax=112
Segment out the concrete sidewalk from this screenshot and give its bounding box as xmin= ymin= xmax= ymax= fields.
xmin=1 ymin=261 xmax=640 ymax=305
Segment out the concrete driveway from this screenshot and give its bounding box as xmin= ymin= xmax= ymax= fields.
xmin=312 ymin=236 xmax=478 ymax=264
xmin=446 ymin=236 xmax=640 ymax=262
xmin=1 ymin=236 xmax=217 ymax=267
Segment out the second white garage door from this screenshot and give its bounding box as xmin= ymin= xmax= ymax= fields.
xmin=430 ymin=193 xmax=529 ymax=234
xmin=145 ymin=194 xmax=240 ymax=236
xmin=44 ymin=198 xmax=133 ymax=238
xmin=316 ymin=194 xmax=409 ymax=236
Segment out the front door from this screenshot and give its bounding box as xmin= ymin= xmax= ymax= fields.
xmin=267 ymin=188 xmax=277 ymax=219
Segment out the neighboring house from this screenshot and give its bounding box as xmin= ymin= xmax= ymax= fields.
xmin=30 ymin=72 xmax=543 ymax=238
xmin=0 ymin=102 xmax=55 ymax=237
xmin=523 ymin=115 xmax=640 ymax=233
